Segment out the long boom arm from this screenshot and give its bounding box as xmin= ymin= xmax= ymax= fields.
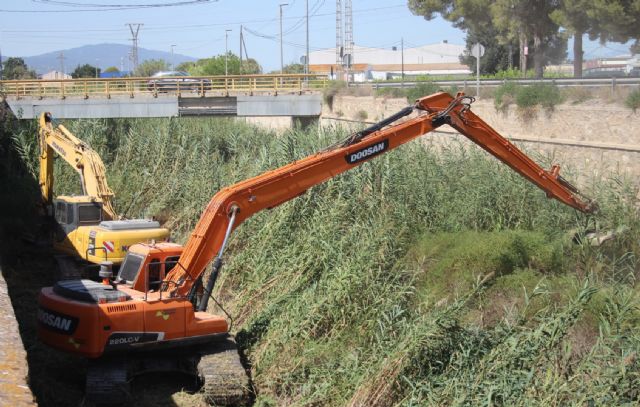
xmin=165 ymin=92 xmax=595 ymax=297
xmin=38 ymin=112 xmax=118 ymax=220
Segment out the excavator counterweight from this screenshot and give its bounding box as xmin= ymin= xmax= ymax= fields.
xmin=37 ymin=93 xmax=595 ymax=405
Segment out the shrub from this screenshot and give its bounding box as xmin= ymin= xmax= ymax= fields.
xmin=494 ymin=81 xmax=519 ymax=112
xmin=515 ymin=83 xmax=563 ymax=111
xmin=625 ymin=89 xmax=640 ymax=112
xmin=406 ymin=81 xmax=440 ymax=102
xmin=355 ymin=110 xmax=368 ymax=121
xmin=375 ymin=87 xmax=407 ymax=99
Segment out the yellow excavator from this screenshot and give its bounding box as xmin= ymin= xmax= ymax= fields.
xmin=38 ymin=112 xmax=169 ymax=266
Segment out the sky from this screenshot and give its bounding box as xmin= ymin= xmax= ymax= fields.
xmin=0 ymin=0 xmax=635 ymax=72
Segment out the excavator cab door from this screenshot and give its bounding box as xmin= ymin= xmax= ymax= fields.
xmin=142 ymin=257 xmax=187 ymax=342
xmin=53 ymin=200 xmax=76 ymax=241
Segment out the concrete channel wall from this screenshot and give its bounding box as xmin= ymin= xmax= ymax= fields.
xmin=322 ymin=95 xmax=640 ymax=187
xmin=0 ymin=268 xmax=35 ymax=406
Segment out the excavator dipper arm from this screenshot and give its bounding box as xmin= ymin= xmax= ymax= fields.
xmin=164 ymin=92 xmax=595 ymax=298
xmin=38 ymin=112 xmax=118 ymax=219
xmin=418 ymin=94 xmax=594 ymax=211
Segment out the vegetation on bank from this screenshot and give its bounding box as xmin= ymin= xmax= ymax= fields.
xmin=1 ymin=113 xmax=640 ymax=406
xmin=627 ymin=88 xmax=640 ymax=112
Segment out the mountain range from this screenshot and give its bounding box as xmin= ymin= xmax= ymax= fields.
xmin=16 ymin=43 xmax=197 ymax=74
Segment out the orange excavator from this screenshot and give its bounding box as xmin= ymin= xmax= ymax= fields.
xmin=37 ymin=93 xmax=596 ymax=404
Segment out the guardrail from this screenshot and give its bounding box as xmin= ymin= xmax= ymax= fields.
xmin=0 ymin=73 xmax=328 ymax=99
xmin=2 ymin=74 xmax=638 ymax=100
xmin=366 ymin=77 xmax=640 ymax=89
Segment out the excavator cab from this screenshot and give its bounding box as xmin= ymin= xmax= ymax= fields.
xmin=54 ymin=196 xmax=103 ymax=229
xmin=51 ymin=195 xmax=169 ymax=264
xmin=116 ymin=242 xmax=184 ymax=293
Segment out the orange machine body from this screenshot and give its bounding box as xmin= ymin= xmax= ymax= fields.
xmin=37 ymin=92 xmax=595 ymax=359
xmin=38 ymin=242 xmax=227 ymax=358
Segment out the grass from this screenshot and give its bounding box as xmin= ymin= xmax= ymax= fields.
xmin=1 ymin=109 xmax=640 ymax=406
xmin=626 ymin=88 xmax=640 ymax=112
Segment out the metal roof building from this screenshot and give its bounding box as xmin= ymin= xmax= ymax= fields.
xmin=309 ymin=41 xmax=470 ymax=81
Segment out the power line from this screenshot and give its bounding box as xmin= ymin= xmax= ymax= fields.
xmin=1 ymin=2 xmax=404 ymax=17
xmin=2 ymin=4 xmax=405 ymax=31
xmin=282 ymin=0 xmax=323 ymax=35
xmin=33 ymin=0 xmax=215 ymax=7
xmin=16 ymin=0 xmax=217 ymax=12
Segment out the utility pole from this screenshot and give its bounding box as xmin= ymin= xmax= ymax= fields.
xmin=279 ymin=3 xmax=288 ymax=74
xmin=401 ymin=38 xmax=404 ymax=88
xmin=225 ymin=29 xmax=232 ymax=76
xmin=126 ymin=23 xmax=143 ymax=72
xmin=344 ymin=0 xmax=353 ymax=84
xmin=305 ymin=0 xmax=309 ymax=75
xmin=336 ymin=0 xmax=342 ymax=79
xmin=57 ymin=51 xmax=66 ymax=77
xmin=95 ymin=58 xmax=99 ymax=78
xmin=170 ymin=45 xmax=176 ymax=70
xmin=239 ymin=25 xmax=243 ymax=74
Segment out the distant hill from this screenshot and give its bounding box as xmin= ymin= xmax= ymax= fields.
xmin=17 ymin=43 xmax=197 ymax=74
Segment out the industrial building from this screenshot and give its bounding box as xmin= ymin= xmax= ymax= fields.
xmin=39 ymin=70 xmax=72 ymax=80
xmin=309 ymin=41 xmax=470 ymax=81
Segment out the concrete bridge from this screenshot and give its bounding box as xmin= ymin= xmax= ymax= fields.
xmin=1 ymin=74 xmax=325 ymax=122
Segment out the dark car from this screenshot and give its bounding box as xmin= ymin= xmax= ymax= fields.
xmin=146 ymin=71 xmax=210 ymax=92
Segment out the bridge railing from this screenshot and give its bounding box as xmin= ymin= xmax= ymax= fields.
xmin=0 ymin=73 xmax=328 ymax=99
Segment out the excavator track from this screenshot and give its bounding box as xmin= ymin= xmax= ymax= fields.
xmin=86 ymin=358 xmax=130 ymax=405
xmin=198 ymin=336 xmax=251 ymax=406
xmin=84 ymin=336 xmax=249 ymax=406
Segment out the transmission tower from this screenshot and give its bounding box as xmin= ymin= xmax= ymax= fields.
xmin=344 ymin=0 xmax=353 ymax=69
xmin=335 ymin=0 xmax=342 ymax=73
xmin=57 ymin=51 xmax=66 ymax=76
xmin=126 ymin=23 xmax=143 ymax=71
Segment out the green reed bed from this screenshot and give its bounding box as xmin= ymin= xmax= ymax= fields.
xmin=4 ymin=114 xmax=640 ymax=406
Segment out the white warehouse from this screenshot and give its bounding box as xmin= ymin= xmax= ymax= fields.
xmin=309 ymin=41 xmax=470 ymax=81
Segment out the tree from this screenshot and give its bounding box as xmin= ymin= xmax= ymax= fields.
xmin=587 ymin=1 xmax=640 ymax=54
xmin=460 ymin=25 xmax=520 ymax=74
xmin=104 ymin=66 xmax=119 ymax=73
xmin=183 ymin=53 xmax=262 ymax=76
xmin=409 ymin=0 xmax=567 ymax=78
xmin=176 ymin=61 xmax=196 ymax=72
xmin=282 ymin=63 xmax=305 ymax=74
xmin=240 ymin=58 xmax=262 ymax=75
xmin=134 ymin=59 xmax=170 ymax=77
xmin=71 ymin=64 xmax=100 ymax=78
xmin=550 ymin=0 xmax=597 ymax=78
xmin=2 ymin=57 xmax=36 ymax=80
xmin=408 ymin=0 xmax=523 ymax=74
xmin=491 ymin=0 xmax=564 ymax=78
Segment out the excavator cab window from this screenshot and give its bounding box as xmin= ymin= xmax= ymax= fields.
xmin=165 ymin=256 xmax=180 ymax=274
xmin=148 ymin=259 xmax=161 ymax=291
xmin=55 ymin=202 xmax=68 ymax=224
xmin=117 ymin=252 xmax=144 ymax=285
xmin=78 ymin=203 xmax=102 ymax=225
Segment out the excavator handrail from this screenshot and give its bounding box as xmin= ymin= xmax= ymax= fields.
xmin=162 ymin=92 xmax=595 ymax=298
xmin=38 ymin=112 xmax=118 ymax=220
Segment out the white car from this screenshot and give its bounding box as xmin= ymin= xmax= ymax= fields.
xmin=147 ymin=71 xmax=210 ymax=92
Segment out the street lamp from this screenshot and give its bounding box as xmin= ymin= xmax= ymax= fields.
xmin=279 ymin=3 xmax=288 ymax=74
xmin=170 ymin=45 xmax=176 ymax=70
xmin=225 ymin=29 xmax=232 ymax=76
